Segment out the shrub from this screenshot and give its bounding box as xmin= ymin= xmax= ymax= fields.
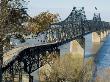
xmin=39 ymin=53 xmax=94 ymax=82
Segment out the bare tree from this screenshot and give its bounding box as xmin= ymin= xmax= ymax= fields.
xmin=39 ymin=53 xmax=94 ymax=82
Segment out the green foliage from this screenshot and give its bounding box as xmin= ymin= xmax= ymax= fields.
xmin=27 ymin=11 xmax=60 ymax=34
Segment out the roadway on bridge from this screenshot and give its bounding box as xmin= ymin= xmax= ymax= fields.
xmin=3 ymin=41 xmax=59 ymax=67
xmin=94 ymin=34 xmax=110 ymax=81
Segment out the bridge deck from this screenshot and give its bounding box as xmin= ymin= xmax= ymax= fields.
xmin=2 ymin=7 xmax=110 ymax=75
xmin=3 ymin=41 xmax=60 ymax=67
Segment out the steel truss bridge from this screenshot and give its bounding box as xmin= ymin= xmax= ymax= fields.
xmin=2 ymin=7 xmax=110 ymax=82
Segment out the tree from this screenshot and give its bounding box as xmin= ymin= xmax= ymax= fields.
xmin=0 ymin=0 xmax=28 ymax=81
xmin=27 ymin=11 xmax=60 ymax=34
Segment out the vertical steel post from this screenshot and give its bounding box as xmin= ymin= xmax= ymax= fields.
xmin=0 ymin=43 xmax=3 ymax=82
xmin=29 ymin=74 xmax=33 ymax=82
xmin=18 ymin=61 xmax=22 ymax=82
xmin=12 ymin=65 xmax=14 ymax=82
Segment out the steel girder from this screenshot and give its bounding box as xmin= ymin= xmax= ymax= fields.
xmin=2 ymin=7 xmax=110 ymax=80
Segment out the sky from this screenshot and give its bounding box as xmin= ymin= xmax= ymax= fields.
xmin=28 ymin=0 xmax=110 ymax=22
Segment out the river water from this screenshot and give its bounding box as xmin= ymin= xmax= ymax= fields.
xmin=31 ymin=33 xmax=104 ymax=82
xmin=93 ymin=34 xmax=110 ymax=81
xmin=9 ymin=33 xmax=109 ymax=82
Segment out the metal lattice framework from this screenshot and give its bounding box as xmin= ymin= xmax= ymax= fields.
xmin=2 ymin=7 xmax=110 ymax=82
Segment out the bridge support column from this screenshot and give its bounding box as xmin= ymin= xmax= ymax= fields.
xmin=70 ymin=37 xmax=85 ymax=58
xmin=106 ymin=30 xmax=109 ymax=35
xmin=107 ymin=30 xmax=110 ymax=34
xmin=100 ymin=32 xmax=105 ymax=41
xmin=92 ymin=31 xmax=108 ymax=43
xmin=100 ymin=31 xmax=108 ymax=41
xmin=92 ymin=32 xmax=100 ymax=43
xmin=108 ymin=30 xmax=110 ymax=34
xmin=106 ymin=30 xmax=110 ymax=36
xmin=29 ymin=74 xmax=33 ymax=82
xmin=103 ymin=31 xmax=107 ymax=38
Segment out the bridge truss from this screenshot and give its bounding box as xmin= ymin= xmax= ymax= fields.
xmin=2 ymin=7 xmax=110 ymax=82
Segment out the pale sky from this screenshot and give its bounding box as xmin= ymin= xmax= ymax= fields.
xmin=28 ymin=0 xmax=110 ymax=22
